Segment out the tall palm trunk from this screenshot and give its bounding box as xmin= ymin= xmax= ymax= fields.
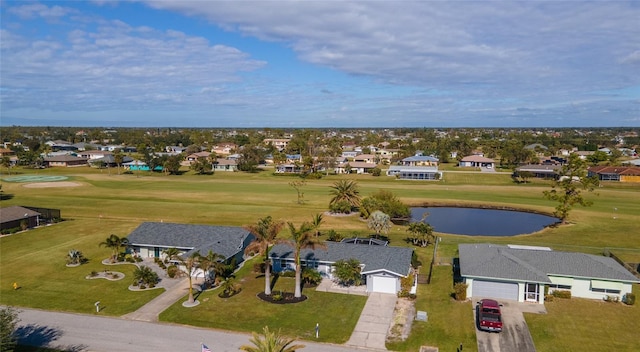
xmin=187 ymin=275 xmax=195 ymax=303
xmin=294 ymin=263 xmax=302 ymax=298
xmin=264 ymin=258 xmax=272 ymax=295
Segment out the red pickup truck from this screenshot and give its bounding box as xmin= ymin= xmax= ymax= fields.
xmin=477 ymin=299 xmax=503 ymax=332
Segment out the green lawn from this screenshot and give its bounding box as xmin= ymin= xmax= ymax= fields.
xmin=0 ymin=219 xmax=163 ymax=315
xmin=1 ymin=167 xmax=640 ymax=351
xmin=526 ymin=285 xmax=640 ymax=352
xmin=159 ymin=257 xmax=367 ymax=343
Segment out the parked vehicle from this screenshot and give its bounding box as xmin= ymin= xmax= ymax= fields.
xmin=477 ymin=299 xmax=503 ymax=332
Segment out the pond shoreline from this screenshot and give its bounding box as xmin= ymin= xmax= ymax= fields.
xmin=412 ymin=201 xmax=556 ymax=218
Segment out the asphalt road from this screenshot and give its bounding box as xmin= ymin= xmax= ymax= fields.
xmin=15 ymin=308 xmax=373 ymax=352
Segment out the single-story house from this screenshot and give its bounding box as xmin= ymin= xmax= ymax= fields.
xmin=458 ymin=155 xmax=495 ymax=168
xmin=123 ymin=160 xmax=163 ymax=171
xmin=43 ymin=155 xmax=88 ymax=167
xmin=78 ymin=150 xmax=112 ymax=160
xmin=588 ymin=166 xmax=640 ymax=183
xmin=335 ymin=162 xmax=377 ymax=174
xmin=275 ymin=164 xmax=303 ymax=174
xmin=459 ymin=244 xmax=639 ymax=304
xmin=269 ymin=241 xmax=414 ymax=294
xmin=401 ymin=155 xmax=439 ymax=167
xmin=212 ymin=158 xmax=238 ymax=172
xmin=514 ymin=164 xmax=561 ymax=179
xmin=0 ymin=206 xmax=41 ymax=231
xmin=353 ymin=154 xmax=377 ymax=163
xmin=126 ymin=222 xmax=254 ymax=276
xmin=88 ymin=155 xmax=134 ymax=168
xmin=185 ymin=151 xmax=212 ymax=164
xmin=386 ymin=165 xmax=441 ymax=180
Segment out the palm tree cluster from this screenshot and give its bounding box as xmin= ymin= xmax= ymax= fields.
xmin=240 ymin=326 xmax=305 ymax=352
xmin=245 ymin=216 xmax=284 ymax=295
xmin=133 ymin=265 xmax=159 ymax=288
xmin=98 ymin=234 xmax=129 ymax=263
xmin=66 ymin=249 xmax=85 ymax=265
xmin=163 ymin=248 xmax=226 ymax=304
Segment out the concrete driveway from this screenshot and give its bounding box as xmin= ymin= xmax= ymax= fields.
xmin=474 ymin=299 xmax=545 ymax=352
xmin=346 ymin=293 xmax=397 ymax=350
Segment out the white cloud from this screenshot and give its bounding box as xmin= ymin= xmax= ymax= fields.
xmin=1 ymin=5 xmax=266 ymax=114
xmin=144 ymin=1 xmax=639 ymax=99
xmin=1 ymin=1 xmax=638 ymax=127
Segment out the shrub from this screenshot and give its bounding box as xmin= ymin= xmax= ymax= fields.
xmin=370 ymin=167 xmax=382 ymax=176
xmin=326 ymin=230 xmax=344 ymax=242
xmin=132 ymin=280 xmax=139 ymax=286
xmin=453 ymin=282 xmax=468 ymax=301
xmin=329 ymin=200 xmax=352 ymax=214
xmin=604 ymin=295 xmax=620 ymax=303
xmin=139 ymin=284 xmax=146 ymax=289
xmin=90 ymin=271 xmax=98 ymax=277
xmin=271 ymin=291 xmax=283 ymax=301
xmin=253 ymin=262 xmax=267 ymax=274
xmin=544 ymin=294 xmax=554 ymax=302
xmin=166 ymin=265 xmax=179 ymax=278
xmin=280 ymin=270 xmax=295 ymax=278
xmin=399 ymin=273 xmax=415 ymax=297
xmin=623 ymin=292 xmax=636 ymax=305
xmin=302 ymin=267 xmax=322 ymax=286
xmin=551 ymin=290 xmax=572 ymax=299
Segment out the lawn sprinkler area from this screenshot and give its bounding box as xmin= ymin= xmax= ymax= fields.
xmin=3 ymin=175 xmax=69 ymax=182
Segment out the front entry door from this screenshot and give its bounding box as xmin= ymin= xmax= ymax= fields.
xmin=525 ymin=283 xmax=539 ymax=302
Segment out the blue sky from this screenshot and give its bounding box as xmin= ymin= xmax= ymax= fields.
xmin=1 ymin=0 xmax=639 ymax=128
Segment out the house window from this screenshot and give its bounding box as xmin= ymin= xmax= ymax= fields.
xmin=549 ymin=284 xmax=572 ymax=290
xmin=591 ymin=288 xmax=621 ymax=294
xmin=280 ymin=259 xmax=287 ymax=269
xmin=304 ymin=260 xmax=319 ymax=269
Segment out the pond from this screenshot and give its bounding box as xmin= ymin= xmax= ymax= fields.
xmin=410 ymin=207 xmax=559 ymax=236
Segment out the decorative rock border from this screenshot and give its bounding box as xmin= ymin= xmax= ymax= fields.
xmin=86 ymin=271 xmax=125 ymax=281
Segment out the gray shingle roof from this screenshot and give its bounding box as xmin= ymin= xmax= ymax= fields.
xmin=0 ymin=206 xmax=41 ymax=223
xmin=270 ymin=241 xmax=413 ymax=277
xmin=127 ymin=222 xmax=252 ymax=259
xmin=459 ymin=244 xmax=640 ymax=283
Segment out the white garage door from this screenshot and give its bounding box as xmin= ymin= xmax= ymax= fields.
xmin=372 ymin=276 xmax=397 ymax=294
xmin=472 ymin=280 xmax=519 ymax=301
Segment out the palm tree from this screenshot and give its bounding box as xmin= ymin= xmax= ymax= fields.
xmin=133 ymin=265 xmax=159 ymax=287
xmin=283 ymin=221 xmax=326 ymax=298
xmin=329 ymin=179 xmax=361 ymax=210
xmin=240 ymin=326 xmax=305 ymax=352
xmin=200 ymin=250 xmax=226 ymax=286
xmin=244 ymin=216 xmax=284 ymax=295
xmin=66 ymin=249 xmax=84 ymax=265
xmin=167 ymin=251 xmax=202 ymax=304
xmin=311 ymin=213 xmax=323 ymax=237
xmin=162 ymin=247 xmax=180 ymax=263
xmin=99 ymin=234 xmax=125 ymax=263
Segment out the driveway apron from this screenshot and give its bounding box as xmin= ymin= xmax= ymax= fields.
xmin=475 ymin=300 xmax=540 ymax=352
xmin=346 ymin=292 xmax=397 ymax=351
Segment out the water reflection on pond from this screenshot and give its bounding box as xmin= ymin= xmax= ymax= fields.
xmin=411 ymin=207 xmax=559 ymax=236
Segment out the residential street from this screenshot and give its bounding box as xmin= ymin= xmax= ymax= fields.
xmin=16 ymin=308 xmax=374 ymax=352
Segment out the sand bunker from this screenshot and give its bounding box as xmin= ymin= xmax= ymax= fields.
xmin=23 ymin=181 xmax=81 ymax=188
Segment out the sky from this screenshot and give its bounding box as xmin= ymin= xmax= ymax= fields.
xmin=1 ymin=0 xmax=639 ymax=128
